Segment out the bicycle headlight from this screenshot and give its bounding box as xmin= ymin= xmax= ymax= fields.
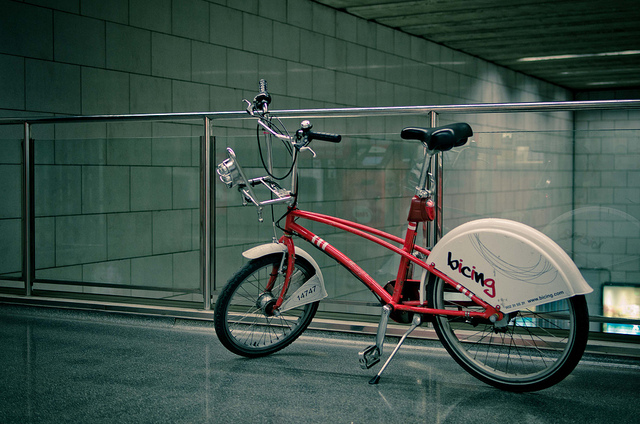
xmin=216 ymin=157 xmax=242 ymax=188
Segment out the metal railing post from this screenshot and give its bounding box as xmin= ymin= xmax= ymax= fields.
xmin=431 ymin=112 xmax=443 ymax=244
xmin=425 ymin=111 xmax=441 ymax=248
xmin=22 ymin=122 xmax=34 ymax=296
xmin=201 ymin=117 xmax=212 ymax=310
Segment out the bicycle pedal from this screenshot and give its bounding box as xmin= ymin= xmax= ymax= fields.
xmin=358 ymin=345 xmax=381 ymax=369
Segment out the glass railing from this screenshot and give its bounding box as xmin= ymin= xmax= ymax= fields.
xmin=1 ymin=101 xmax=639 ymax=336
xmin=0 ymin=135 xmax=22 ymax=288
xmin=32 ymin=129 xmax=202 ymax=302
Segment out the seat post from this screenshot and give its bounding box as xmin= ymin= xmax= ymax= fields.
xmin=415 ymin=147 xmax=435 ymax=198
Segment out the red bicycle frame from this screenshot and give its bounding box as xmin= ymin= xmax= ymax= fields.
xmin=279 ymin=207 xmax=502 ymax=321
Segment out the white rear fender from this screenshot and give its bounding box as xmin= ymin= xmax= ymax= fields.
xmin=429 ymin=219 xmax=592 ymax=313
xmin=242 ymin=243 xmax=327 ymax=311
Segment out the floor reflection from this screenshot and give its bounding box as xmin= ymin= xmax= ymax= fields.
xmin=1 ymin=306 xmax=639 ymax=423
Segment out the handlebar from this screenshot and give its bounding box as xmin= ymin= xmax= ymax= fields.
xmin=296 ymin=119 xmax=342 ymax=144
xmin=247 ymin=84 xmax=342 ymax=146
xmin=221 ymin=80 xmax=342 ymax=220
xmin=307 ymin=131 xmax=342 ymax=143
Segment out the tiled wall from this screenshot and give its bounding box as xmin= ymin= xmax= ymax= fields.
xmin=1 ymin=0 xmax=584 ymax=306
xmin=569 ymin=90 xmax=640 ymax=316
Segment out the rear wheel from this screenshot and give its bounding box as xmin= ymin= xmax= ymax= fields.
xmin=428 ymin=275 xmax=589 ymax=392
xmin=214 ymin=254 xmax=319 ymax=357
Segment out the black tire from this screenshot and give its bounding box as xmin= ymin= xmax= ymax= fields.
xmin=213 ymin=253 xmax=319 ymax=357
xmin=428 ymin=275 xmax=589 ymax=392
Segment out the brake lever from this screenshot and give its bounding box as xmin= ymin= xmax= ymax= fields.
xmin=243 ymin=99 xmax=254 ymax=116
xmin=299 ymin=146 xmax=317 ymax=157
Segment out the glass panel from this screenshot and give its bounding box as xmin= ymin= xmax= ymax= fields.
xmin=214 ymin=114 xmax=438 ymax=317
xmin=33 ymin=121 xmax=203 ymax=304
xmin=0 ymin=135 xmax=23 ymax=288
xmin=572 ymin=128 xmax=640 ymax=330
xmin=214 ymin=115 xmax=640 ymax=333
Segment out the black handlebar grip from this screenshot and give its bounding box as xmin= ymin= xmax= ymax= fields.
xmin=308 ymin=131 xmax=342 ymax=143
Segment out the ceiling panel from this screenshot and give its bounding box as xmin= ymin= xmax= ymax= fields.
xmin=313 ymin=0 xmax=640 ymax=91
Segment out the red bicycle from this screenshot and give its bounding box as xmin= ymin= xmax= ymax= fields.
xmin=213 ymin=81 xmax=593 ymax=392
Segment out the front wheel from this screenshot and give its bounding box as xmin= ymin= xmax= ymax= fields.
xmin=428 ymin=275 xmax=589 ymax=392
xmin=213 ymin=253 xmax=319 ymax=357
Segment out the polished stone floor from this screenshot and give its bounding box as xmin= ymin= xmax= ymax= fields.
xmin=1 ymin=304 xmax=639 ymax=423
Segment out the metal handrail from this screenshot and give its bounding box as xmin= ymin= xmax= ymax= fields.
xmin=1 ymin=99 xmax=640 ymax=125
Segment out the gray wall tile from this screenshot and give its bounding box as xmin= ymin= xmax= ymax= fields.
xmin=173 ymin=167 xmax=199 ymax=209
xmin=55 ymin=139 xmax=106 ymax=165
xmin=151 ymin=123 xmax=193 ymax=166
xmin=55 ymin=214 xmax=107 ymax=266
xmin=35 ymin=165 xmax=82 ymax=216
xmin=82 ymin=68 xmax=130 ymax=115
xmin=0 ymin=1 xmax=53 ymax=60
xmin=81 ymin=0 xmax=129 ymax=24
xmin=36 ymin=265 xmax=82 ymax=282
xmin=26 ymin=60 xmax=81 ymax=114
xmin=210 ymin=4 xmax=242 ymax=48
xmin=83 ymin=259 xmax=130 ymax=284
xmin=173 ymin=250 xmax=199 ymax=289
xmin=53 ymin=12 xmax=105 ymax=67
xmin=130 ymin=0 xmax=171 ymax=33
xmin=29 ymin=0 xmax=78 ymax=13
xmin=173 ymin=0 xmax=209 ymax=42
xmin=151 ymin=33 xmax=191 ymax=80
xmin=243 ymin=13 xmax=272 ymax=55
xmin=107 ymin=212 xmax=152 ymax=260
xmin=0 ymin=219 xmax=21 ymax=275
xmin=172 ymin=81 xmax=210 ymax=113
xmin=226 ymin=49 xmax=258 ymax=90
xmin=130 ymin=75 xmax=171 ymax=113
xmin=130 ymin=166 xmax=172 ymax=211
xmin=191 ymin=42 xmax=226 ymax=85
xmin=35 ymin=217 xmax=56 ymax=270
xmin=0 ymin=55 xmax=25 ymax=110
xmin=107 ymin=138 xmax=152 ymax=166
xmin=153 ymin=209 xmax=192 ymax=254
xmin=0 ymin=165 xmax=21 ymax=219
xmin=106 ymin=23 xmax=151 ymax=74
xmin=82 ymin=165 xmax=130 ymax=214
xmin=131 ymin=254 xmax=173 ymax=288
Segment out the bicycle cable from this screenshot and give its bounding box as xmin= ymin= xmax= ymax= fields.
xmin=256 ymin=119 xmax=296 ymax=181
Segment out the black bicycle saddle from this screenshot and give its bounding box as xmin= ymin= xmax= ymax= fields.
xmin=401 ymin=123 xmax=472 ymax=152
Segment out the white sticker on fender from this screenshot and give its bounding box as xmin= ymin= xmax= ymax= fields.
xmin=279 ymin=274 xmax=328 ymax=313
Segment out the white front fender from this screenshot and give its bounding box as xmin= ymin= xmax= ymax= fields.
xmin=429 ymin=219 xmax=592 ymax=313
xmin=243 ymin=243 xmax=327 ymax=311
xmin=242 ymin=243 xmax=324 ymax=283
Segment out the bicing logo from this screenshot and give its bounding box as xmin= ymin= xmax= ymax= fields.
xmin=447 ymin=252 xmax=496 ymax=298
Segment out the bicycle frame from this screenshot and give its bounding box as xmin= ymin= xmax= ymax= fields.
xmin=279 ymin=207 xmax=502 ymax=321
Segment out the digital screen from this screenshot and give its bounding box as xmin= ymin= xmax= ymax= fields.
xmin=602 ymin=285 xmax=640 ymax=335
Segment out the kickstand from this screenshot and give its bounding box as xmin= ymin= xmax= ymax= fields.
xmin=369 ymin=313 xmax=422 ymax=385
xmin=358 ymin=305 xmax=391 ymax=370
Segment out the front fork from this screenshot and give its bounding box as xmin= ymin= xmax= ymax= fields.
xmin=265 ymin=235 xmax=296 ymax=310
